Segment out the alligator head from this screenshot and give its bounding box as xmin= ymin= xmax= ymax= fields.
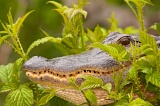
xmin=23 ymin=32 xmax=160 ymax=105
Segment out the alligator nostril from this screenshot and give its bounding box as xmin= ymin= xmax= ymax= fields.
xmin=69 ymin=74 xmax=73 ymax=77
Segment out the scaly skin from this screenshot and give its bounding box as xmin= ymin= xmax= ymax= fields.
xmin=23 ymin=32 xmax=160 ymax=105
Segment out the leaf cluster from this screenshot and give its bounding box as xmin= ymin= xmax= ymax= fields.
xmin=0 ymin=0 xmax=160 ymax=106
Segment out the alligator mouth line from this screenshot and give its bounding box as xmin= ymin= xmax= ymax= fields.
xmin=24 ymin=62 xmax=130 ymax=87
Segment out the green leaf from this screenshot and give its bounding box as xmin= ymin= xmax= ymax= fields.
xmin=40 ymin=29 xmax=52 ymax=37
xmin=128 ymin=66 xmax=138 ymax=82
xmin=114 ymin=96 xmax=129 ymax=106
xmin=7 ymin=8 xmax=13 ymax=28
xmin=94 ymin=25 xmax=104 ymax=42
xmin=150 ymin=23 xmax=160 ymax=35
xmin=146 ymin=72 xmax=160 ymax=88
xmin=47 ymin=1 xmax=63 ymax=8
xmin=62 ymin=34 xmax=74 ymax=48
xmin=0 ymin=64 xmax=13 ymax=83
xmin=0 ymin=85 xmax=13 ymax=93
xmin=125 ymin=0 xmax=153 ymax=6
xmin=137 ymin=57 xmax=151 ymax=69
xmin=80 ymin=76 xmax=103 ymax=90
xmin=90 ymin=43 xmax=129 ymax=61
xmin=12 ymin=10 xmax=34 ymax=36
xmin=84 ymin=89 xmax=97 ymax=105
xmin=69 ymin=78 xmax=80 ymax=90
xmin=0 ymin=58 xmax=23 ymax=92
xmin=86 ymin=28 xmax=96 ymax=43
xmin=89 ymin=42 xmax=118 ymax=57
xmin=50 ymin=96 xmax=73 ymax=106
xmin=139 ymin=31 xmax=158 ymax=54
xmin=101 ymin=83 xmax=112 ymax=93
xmin=64 ymin=8 xmax=87 ymax=20
xmin=129 ymin=98 xmax=153 ymax=106
xmin=39 ymin=89 xmax=56 ymax=105
xmin=0 ymin=35 xmax=10 ymax=44
xmin=123 ymin=26 xmax=139 ymax=34
xmin=0 ymin=82 xmax=19 ymax=93
xmin=139 ymin=0 xmax=153 ymax=5
xmin=27 ymin=37 xmax=62 ymax=55
xmin=87 ymin=25 xmax=105 ymax=43
xmin=5 ymin=85 xmax=33 ymax=106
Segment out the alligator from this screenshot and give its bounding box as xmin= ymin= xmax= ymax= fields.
xmin=23 ymin=32 xmax=160 ymax=105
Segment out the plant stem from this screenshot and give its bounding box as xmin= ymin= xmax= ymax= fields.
xmin=81 ymin=90 xmax=91 ymax=106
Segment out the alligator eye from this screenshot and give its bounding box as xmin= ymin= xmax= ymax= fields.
xmin=117 ymin=37 xmax=131 ymax=45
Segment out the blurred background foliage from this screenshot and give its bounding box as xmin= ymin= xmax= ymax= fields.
xmin=0 ymin=0 xmax=160 ymax=105
xmin=0 ymin=0 xmax=160 ymax=64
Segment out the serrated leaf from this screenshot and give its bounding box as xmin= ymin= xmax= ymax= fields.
xmin=94 ymin=25 xmax=104 ymax=42
xmin=0 ymin=85 xmax=12 ymax=93
xmin=0 ymin=83 xmax=19 ymax=93
xmin=27 ymin=37 xmax=62 ymax=55
xmin=128 ymin=66 xmax=138 ymax=81
xmin=80 ymin=76 xmax=103 ymax=90
xmin=0 ymin=64 xmax=13 ymax=83
xmin=118 ymin=50 xmax=130 ymax=61
xmin=86 ymin=28 xmax=96 ymax=43
xmin=5 ymin=85 xmax=33 ymax=106
xmin=90 ymin=43 xmax=129 ymax=61
xmin=119 ymin=79 xmax=131 ymax=91
xmin=137 ymin=57 xmax=151 ymax=69
xmin=101 ymin=83 xmax=112 ymax=93
xmin=64 ymin=8 xmax=87 ymax=20
xmin=12 ymin=10 xmax=34 ymax=36
xmin=139 ymin=31 xmax=158 ymax=54
xmin=84 ymin=89 xmax=97 ymax=105
xmin=39 ymin=89 xmax=56 ymax=105
xmin=87 ymin=25 xmax=105 ymax=43
xmin=146 ymin=72 xmax=160 ymax=88
xmin=90 ymin=42 xmax=119 ymax=57
xmin=145 ymin=55 xmax=156 ymax=67
xmin=10 ymin=58 xmax=24 ymax=83
xmin=129 ymin=98 xmax=153 ymax=106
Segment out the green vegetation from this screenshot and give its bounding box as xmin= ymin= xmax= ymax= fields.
xmin=0 ymin=0 xmax=160 ymax=106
